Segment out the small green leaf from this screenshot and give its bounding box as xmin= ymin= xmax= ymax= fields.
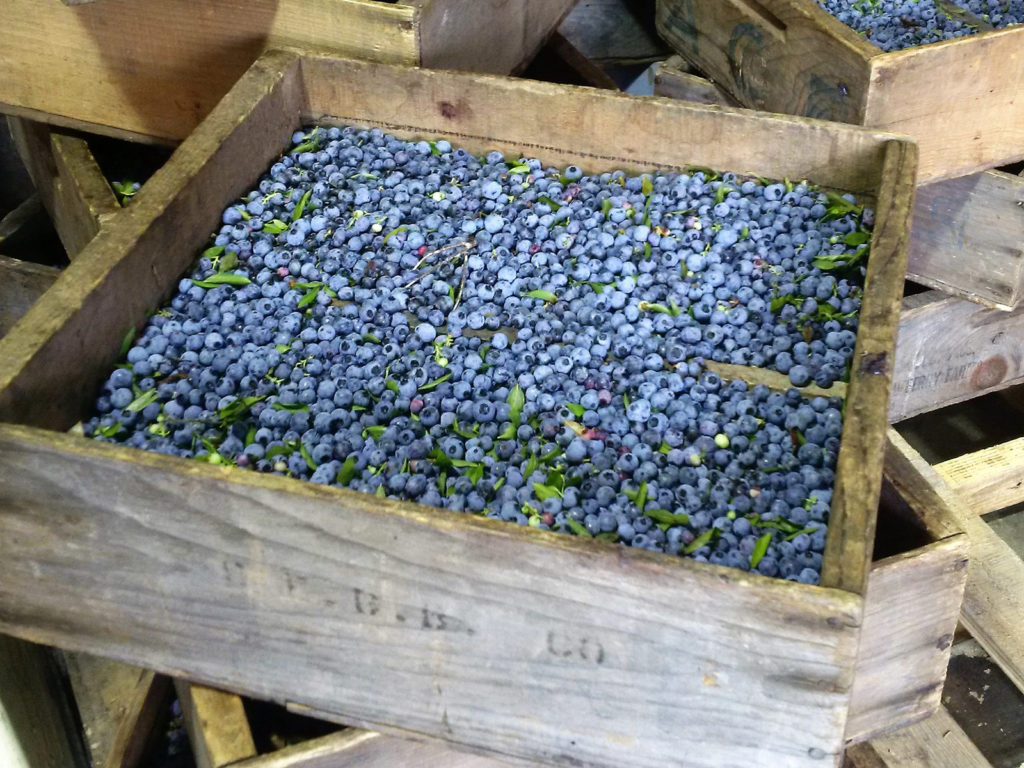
xmin=385 ymin=379 xmax=400 ymax=394
xmin=684 ymin=528 xmax=717 ymax=555
xmin=646 ymin=508 xmax=690 ymax=527
xmin=299 ymin=441 xmax=317 ymax=471
xmin=643 ymin=242 xmax=651 ymax=260
xmin=508 ymin=164 xmax=531 ymax=174
xmin=291 ymin=188 xmax=313 ymax=222
xmin=525 ymin=289 xmax=557 ymax=302
xmin=451 ymin=419 xmax=479 ymax=439
xmin=203 ymin=245 xmax=226 ymax=260
xmin=363 ymin=425 xmax=386 ymax=440
xmin=96 ymin=422 xmax=123 ymax=438
xmin=119 ymin=326 xmax=137 ymax=358
xmin=537 ymin=194 xmax=561 ymax=211
xmin=420 ymin=371 xmax=452 ymax=392
xmin=384 ymin=225 xmax=408 ymax=243
xmin=467 ymin=463 xmax=484 ymax=485
xmin=750 ymin=533 xmax=773 ymax=569
xmin=658 ymin=441 xmax=671 ymax=455
xmin=635 ymin=481 xmax=648 ymax=511
xmin=245 ymin=426 xmax=257 ymax=446
xmin=638 ymin=301 xmax=671 ymax=315
xmin=450 ymin=459 xmax=481 ymax=468
xmin=263 ymin=219 xmax=288 ymax=234
xmin=567 ymin=518 xmax=592 ymax=537
xmin=275 ymin=343 xmax=291 ymax=353
xmin=641 ymin=176 xmax=653 ymax=196
xmin=844 ymin=230 xmax=870 ymax=246
xmin=524 ymin=452 xmax=540 ymax=480
xmin=191 ymin=273 xmax=251 ymax=289
xmin=565 ymin=403 xmax=585 ymax=418
xmin=493 ymin=477 xmax=505 ymax=492
xmin=218 ymin=251 xmax=238 ymax=272
xmin=272 ymin=402 xmax=309 ymax=412
xmin=507 ymin=384 xmax=525 ymax=427
xmin=601 ymin=199 xmax=612 ymax=220
xmin=297 ymin=288 xmax=320 ymax=309
xmin=375 ymin=484 xmax=386 ymax=498
xmin=623 ymin=393 xmax=630 ymax=409
xmin=336 ymin=456 xmax=357 ymax=485
xmin=265 ymin=443 xmax=296 ymax=460
xmin=362 ymin=333 xmax=382 ymax=344
xmin=125 ymin=389 xmax=158 ymax=413
xmin=533 ymin=483 xmax=562 ymax=501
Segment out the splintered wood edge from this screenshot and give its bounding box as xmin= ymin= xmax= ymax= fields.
xmin=821 ymin=139 xmax=916 ymax=595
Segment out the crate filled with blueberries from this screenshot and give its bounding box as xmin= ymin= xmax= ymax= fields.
xmin=84 ymin=122 xmax=873 ymax=586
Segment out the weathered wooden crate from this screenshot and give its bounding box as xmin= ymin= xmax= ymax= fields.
xmin=655 ymin=0 xmax=1024 ymax=184
xmin=907 ymin=169 xmax=1024 ymax=311
xmin=0 ymin=49 xmax=918 ymax=767
xmin=0 ymin=0 xmax=576 ymax=144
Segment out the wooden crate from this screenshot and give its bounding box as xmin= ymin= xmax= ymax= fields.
xmin=0 ymin=0 xmax=576 ymax=144
xmin=655 ymin=0 xmax=1024 ymax=184
xmin=0 ymin=49 xmax=916 ymax=768
xmin=907 ymin=169 xmax=1024 ymax=311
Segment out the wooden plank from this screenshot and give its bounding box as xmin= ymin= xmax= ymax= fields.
xmin=888 ymin=429 xmax=1024 ymax=694
xmin=907 ymin=171 xmax=1024 ymax=311
xmin=7 ymin=118 xmax=120 ymax=258
xmin=235 ymin=728 xmax=515 ymax=768
xmin=175 ymin=683 xmax=257 ymax=768
xmin=653 ymin=55 xmax=736 ymax=106
xmin=0 ymin=422 xmax=863 ymax=768
xmin=847 ymin=706 xmax=992 ymax=768
xmin=0 ymin=635 xmax=88 ymax=768
xmin=0 ymin=50 xmax=917 ymax=767
xmin=845 ymin=536 xmax=969 ymax=743
xmin=0 ymin=255 xmax=60 ymax=339
xmin=62 ymin=655 xmax=167 ymax=768
xmin=655 ymin=0 xmax=1024 ymax=182
xmin=889 ymin=291 xmax=1024 ymax=423
xmin=0 ymin=0 xmax=573 ymax=144
xmin=417 ymin=0 xmax=577 ymax=77
xmin=820 ymin=138 xmax=915 ymax=594
xmin=545 ymin=32 xmax=620 ymax=90
xmin=935 ymin=438 xmax=1024 ymax=517
xmin=0 ymin=194 xmax=44 ymax=244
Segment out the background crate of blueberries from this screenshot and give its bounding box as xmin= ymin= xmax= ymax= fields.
xmin=1 ymin=2 xmax=1023 ymax=768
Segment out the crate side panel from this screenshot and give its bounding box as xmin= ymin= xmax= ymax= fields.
xmin=845 ymin=535 xmax=969 ymax=743
xmin=418 ymin=0 xmax=576 ymax=75
xmin=0 ymin=51 xmax=305 ymax=432
xmin=301 ymin=55 xmax=889 ymax=194
xmin=822 ymin=140 xmax=916 ymax=594
xmin=889 ymin=292 xmax=1024 ymax=423
xmin=655 ymin=0 xmax=872 ymax=122
xmin=0 ymin=0 xmax=418 ymax=142
xmin=0 ymin=425 xmax=862 ymax=768
xmin=865 ymin=28 xmax=1024 ymax=181
xmin=907 ymin=171 xmax=1024 ymax=310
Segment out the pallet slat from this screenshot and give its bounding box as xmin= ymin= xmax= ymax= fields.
xmin=845 ymin=706 xmax=992 ymax=768
xmin=934 ymin=438 xmax=1024 ymax=517
xmin=907 ymin=171 xmax=1024 ymax=311
xmin=888 ymin=291 xmax=1024 ymax=423
xmin=887 ymin=430 xmax=1024 ymax=694
xmin=175 ymin=683 xmax=257 ymax=768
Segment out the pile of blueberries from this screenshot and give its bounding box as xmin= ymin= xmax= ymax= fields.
xmin=814 ymin=0 xmax=1022 ymax=51
xmin=85 ymin=125 xmax=875 ymax=584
